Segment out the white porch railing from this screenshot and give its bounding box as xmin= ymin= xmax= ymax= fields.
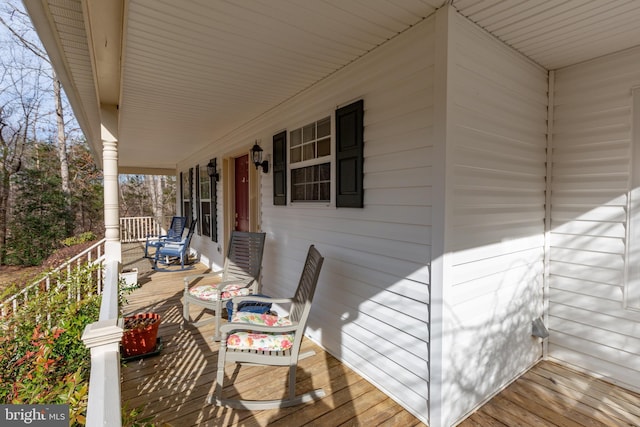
xmin=82 ymin=260 xmax=123 ymax=427
xmin=120 ymin=216 xmax=172 ymax=242
xmin=0 ymin=238 xmax=107 ymax=319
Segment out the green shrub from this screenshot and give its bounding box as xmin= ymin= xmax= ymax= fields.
xmin=0 ymin=263 xmax=154 ymax=426
xmin=62 ymin=231 xmax=97 ymax=247
xmin=0 ymin=264 xmax=101 ymax=426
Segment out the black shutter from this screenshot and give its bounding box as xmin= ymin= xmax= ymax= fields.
xmin=195 ymin=165 xmax=201 ymax=235
xmin=188 ymin=167 xmax=194 ymax=224
xmin=273 ymin=130 xmax=287 ymax=205
xmin=179 ymin=172 xmax=184 ymax=216
xmin=335 ymin=100 xmax=364 ymax=208
xmin=211 ymin=158 xmax=218 ymax=242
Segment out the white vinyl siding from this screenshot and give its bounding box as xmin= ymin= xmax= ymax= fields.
xmin=438 ymin=11 xmax=548 ymax=426
xmin=550 ymin=45 xmax=640 ymax=393
xmin=256 ymin=18 xmax=434 ymax=424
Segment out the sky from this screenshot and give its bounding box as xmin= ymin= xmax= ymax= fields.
xmin=0 ymin=2 xmax=82 ymax=144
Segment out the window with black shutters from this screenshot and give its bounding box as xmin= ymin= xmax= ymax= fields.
xmin=282 ymin=100 xmax=363 ymax=207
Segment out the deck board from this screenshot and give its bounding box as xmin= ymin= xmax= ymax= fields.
xmin=120 ymin=244 xmax=640 ymax=426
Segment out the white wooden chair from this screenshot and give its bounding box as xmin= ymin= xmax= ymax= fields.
xmin=182 ymin=231 xmax=266 ymax=340
xmin=212 ymin=245 xmax=325 ymax=409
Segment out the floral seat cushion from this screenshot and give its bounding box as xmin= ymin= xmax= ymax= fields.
xmin=188 ymin=283 xmax=250 ymax=301
xmin=227 ymin=312 xmax=295 ymax=351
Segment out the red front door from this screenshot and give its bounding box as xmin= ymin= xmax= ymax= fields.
xmin=235 ymin=155 xmax=250 ymax=232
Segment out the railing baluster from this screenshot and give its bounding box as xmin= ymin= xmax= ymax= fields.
xmin=119 ymin=216 xmax=160 ymax=242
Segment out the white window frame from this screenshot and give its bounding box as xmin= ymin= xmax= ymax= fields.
xmin=198 ymin=165 xmax=212 ymax=238
xmin=288 ymin=113 xmax=335 ymax=207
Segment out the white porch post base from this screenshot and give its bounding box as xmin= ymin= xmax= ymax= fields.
xmin=82 ymin=318 xmax=123 ymax=427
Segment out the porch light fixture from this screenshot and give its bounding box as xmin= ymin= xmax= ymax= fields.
xmin=251 ymin=140 xmax=269 ymax=173
xmin=206 ymin=159 xmax=219 ymax=182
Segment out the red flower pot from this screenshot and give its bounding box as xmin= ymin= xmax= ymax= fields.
xmin=121 ymin=313 xmax=161 ymax=357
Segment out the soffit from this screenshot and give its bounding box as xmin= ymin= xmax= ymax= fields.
xmin=116 ymin=0 xmax=440 ymax=170
xmin=453 ymin=0 xmax=640 ymax=70
xmin=29 ymin=0 xmax=640 ymax=171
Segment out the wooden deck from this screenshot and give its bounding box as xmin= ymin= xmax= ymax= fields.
xmin=119 ymin=250 xmax=426 ymax=426
xmin=120 ymin=244 xmax=640 ymax=426
xmin=458 ymin=361 xmax=640 ymax=427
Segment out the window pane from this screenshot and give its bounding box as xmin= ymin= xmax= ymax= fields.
xmin=201 ymin=202 xmax=210 ymax=237
xmin=303 ymin=143 xmax=314 ymax=161
xmin=305 ymin=184 xmax=315 ymax=200
xmin=303 ymin=123 xmax=315 ymax=142
xmin=291 ymin=147 xmax=301 ymax=163
xmin=200 ymin=169 xmax=210 ymax=199
xmin=319 ymin=162 xmax=330 ymax=180
xmin=291 ymin=129 xmax=302 ymax=147
xmin=292 ymin=168 xmax=304 ymax=182
xmin=201 ymin=185 xmax=210 ymax=200
xmin=292 ymin=183 xmax=305 ymax=201
xmin=317 ymin=117 xmax=330 ymax=137
xmin=320 ymin=182 xmax=330 ymax=201
xmin=317 ymin=137 xmax=330 ymax=157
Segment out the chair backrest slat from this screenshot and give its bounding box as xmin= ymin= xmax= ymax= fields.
xmin=183 ymin=219 xmax=198 ymax=246
xmin=167 ymin=216 xmax=188 ymax=239
xmin=223 ymin=232 xmax=266 ymax=284
xmin=289 ymin=245 xmax=323 ymax=324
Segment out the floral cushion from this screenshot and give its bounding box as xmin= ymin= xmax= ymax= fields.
xmin=188 ymin=283 xmax=250 ymax=301
xmin=227 ymin=312 xmax=295 ymax=351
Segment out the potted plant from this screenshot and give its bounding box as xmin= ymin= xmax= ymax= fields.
xmin=121 ymin=312 xmax=161 ymax=358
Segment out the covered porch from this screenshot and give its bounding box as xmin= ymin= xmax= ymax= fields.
xmin=24 ymin=1 xmax=640 ymax=425
xmin=121 ymin=242 xmax=640 ymax=426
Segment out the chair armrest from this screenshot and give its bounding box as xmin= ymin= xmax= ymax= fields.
xmin=184 ymin=271 xmax=223 ymax=287
xmin=146 ymin=233 xmax=169 ymax=240
xmin=219 ymin=321 xmax=299 ymax=334
xmin=215 ymin=278 xmax=254 ymax=291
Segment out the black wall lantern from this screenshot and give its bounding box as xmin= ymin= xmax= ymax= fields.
xmin=206 ymin=158 xmax=219 ymax=182
xmin=251 ymin=140 xmax=269 ymax=173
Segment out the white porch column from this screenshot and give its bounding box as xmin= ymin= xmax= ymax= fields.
xmin=102 ymin=105 xmax=121 ymax=263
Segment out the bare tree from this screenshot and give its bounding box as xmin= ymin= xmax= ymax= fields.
xmin=0 ymin=2 xmax=70 ymax=202
xmin=0 ymin=52 xmax=42 ymax=263
xmin=146 ymin=175 xmax=165 ymax=225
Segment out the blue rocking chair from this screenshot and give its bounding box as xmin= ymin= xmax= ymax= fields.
xmin=153 ymin=219 xmax=197 ymax=271
xmin=144 ymin=216 xmax=187 ymax=258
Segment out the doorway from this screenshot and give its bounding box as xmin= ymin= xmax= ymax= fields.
xmin=223 ymin=151 xmax=259 ymax=247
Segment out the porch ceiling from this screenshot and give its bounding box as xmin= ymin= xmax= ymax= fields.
xmin=24 ymin=0 xmax=640 ymax=173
